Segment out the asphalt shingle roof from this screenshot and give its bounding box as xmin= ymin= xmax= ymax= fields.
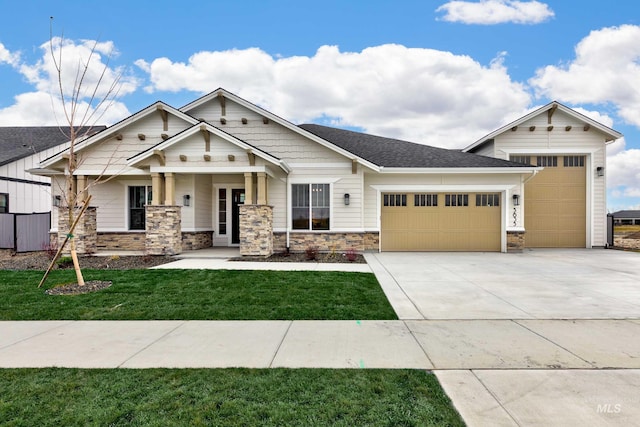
xmin=299 ymin=124 xmax=527 ymax=168
xmin=0 ymin=126 xmax=106 ymax=167
xmin=612 ymin=210 xmax=640 ymax=218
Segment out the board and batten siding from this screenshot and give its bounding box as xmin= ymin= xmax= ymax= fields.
xmin=1 ymin=141 xmax=69 ymax=213
xmin=491 ymin=109 xmax=608 ymax=246
xmin=186 ymin=99 xmax=346 ymax=163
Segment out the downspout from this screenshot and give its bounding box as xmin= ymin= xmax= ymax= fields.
xmin=524 ymin=169 xmax=540 ymax=184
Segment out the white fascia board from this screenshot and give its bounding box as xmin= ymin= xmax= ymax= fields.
xmin=41 ymin=102 xmax=197 ymax=168
xmin=26 ymin=168 xmax=65 ymax=176
xmin=370 ymin=184 xmax=517 ymax=192
xmin=181 ymin=88 xmax=380 ymax=171
xmin=150 ymin=166 xmax=268 ymax=174
xmin=377 ymin=167 xmax=540 ymax=174
xmin=287 ymin=162 xmax=353 ymax=169
xmin=464 ymin=102 xmax=623 ymax=152
xmin=73 ymin=168 xmax=149 ymax=176
xmin=501 ymin=147 xmax=599 ymax=155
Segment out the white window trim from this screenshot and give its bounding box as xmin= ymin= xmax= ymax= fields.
xmin=288 ymin=180 xmax=334 ymax=232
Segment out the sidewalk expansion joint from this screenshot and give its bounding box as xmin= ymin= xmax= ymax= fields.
xmin=471 ymin=369 xmax=523 ymax=427
xmin=403 ymin=320 xmax=436 ymax=369
xmin=0 ymin=321 xmax=74 ymax=351
xmin=116 ymin=321 xmax=187 ymax=368
xmin=268 ymin=320 xmax=293 ymax=368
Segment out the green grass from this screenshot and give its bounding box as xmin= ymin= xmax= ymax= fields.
xmin=0 ymin=270 xmax=397 ymax=320
xmin=0 ymin=368 xmax=463 ymax=426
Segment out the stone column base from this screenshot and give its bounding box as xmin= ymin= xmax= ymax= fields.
xmin=507 ymin=230 xmax=526 ymax=253
xmin=145 ymin=205 xmax=182 ymax=255
xmin=240 ymin=205 xmax=273 ymax=256
xmin=57 ymin=206 xmax=97 ymax=254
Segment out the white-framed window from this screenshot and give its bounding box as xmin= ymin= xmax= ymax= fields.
xmin=129 ymin=186 xmax=152 ymax=230
xmin=445 ymin=194 xmax=469 ymax=207
xmin=476 ymin=193 xmax=500 ymax=207
xmin=292 ymin=183 xmax=330 ymax=230
xmin=563 ymin=155 xmax=585 ymax=167
xmin=383 ymin=194 xmax=407 ymax=207
xmin=414 ymin=194 xmax=438 ymax=207
xmin=537 ymin=156 xmax=558 ymax=167
xmin=218 ymin=188 xmax=227 ymax=235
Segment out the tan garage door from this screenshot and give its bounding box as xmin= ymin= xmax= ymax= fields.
xmin=524 ymin=155 xmax=586 ymax=247
xmin=381 ymin=193 xmax=501 ymax=251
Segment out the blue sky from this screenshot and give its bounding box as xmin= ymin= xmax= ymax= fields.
xmin=1 ymin=0 xmax=639 ymax=210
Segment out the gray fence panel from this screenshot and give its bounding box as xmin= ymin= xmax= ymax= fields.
xmin=16 ymin=213 xmax=51 ymax=252
xmin=0 ymin=213 xmax=15 ymax=249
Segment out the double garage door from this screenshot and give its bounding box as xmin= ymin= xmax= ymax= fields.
xmin=381 ymin=192 xmax=501 ymax=252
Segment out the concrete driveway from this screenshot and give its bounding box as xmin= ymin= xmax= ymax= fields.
xmin=366 ymin=249 xmax=640 ymax=426
xmin=366 ymin=249 xmax=640 ymax=320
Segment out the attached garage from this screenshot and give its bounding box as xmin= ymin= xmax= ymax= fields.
xmin=381 ymin=192 xmax=502 ymax=251
xmin=524 ymin=155 xmax=586 ymax=248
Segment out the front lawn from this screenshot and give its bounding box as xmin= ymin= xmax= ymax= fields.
xmin=0 ymin=368 xmax=464 ymax=426
xmin=0 ymin=270 xmax=397 ymax=320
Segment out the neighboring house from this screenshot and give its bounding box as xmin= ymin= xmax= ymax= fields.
xmin=0 ymin=126 xmax=105 ymax=214
xmin=32 ymin=89 xmax=621 ymax=255
xmin=612 ymin=210 xmax=640 ymax=225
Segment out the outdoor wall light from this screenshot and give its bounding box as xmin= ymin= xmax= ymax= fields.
xmin=53 ymin=195 xmax=61 ymax=207
xmin=344 ymin=193 xmax=350 ymax=206
xmin=512 ymin=194 xmax=520 ymax=206
xmin=183 ymin=194 xmax=191 ymax=206
xmin=596 ymin=166 xmax=605 ymax=177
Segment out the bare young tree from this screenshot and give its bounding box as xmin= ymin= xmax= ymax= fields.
xmin=39 ymin=18 xmax=126 ymax=288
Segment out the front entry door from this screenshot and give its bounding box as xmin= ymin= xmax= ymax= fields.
xmin=231 ymin=189 xmax=245 ymax=244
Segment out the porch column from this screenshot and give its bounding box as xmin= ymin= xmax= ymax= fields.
xmin=244 ymin=172 xmax=254 ymax=204
xmin=257 ymin=172 xmax=267 ymax=205
xmin=151 ymin=172 xmax=162 ymax=205
xmin=76 ymin=175 xmax=88 ymax=204
xmin=164 ymin=172 xmax=175 ymax=205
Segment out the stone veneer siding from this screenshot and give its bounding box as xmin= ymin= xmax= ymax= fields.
xmin=239 ymin=205 xmax=273 ymax=256
xmin=57 ymin=206 xmax=97 ymax=254
xmin=273 ymin=232 xmax=380 ymax=253
xmin=507 ymin=230 xmax=526 ymax=253
xmin=97 ymin=232 xmax=146 ymax=251
xmin=182 ymin=231 xmax=214 ymax=251
xmin=145 ymin=205 xmax=182 ymax=255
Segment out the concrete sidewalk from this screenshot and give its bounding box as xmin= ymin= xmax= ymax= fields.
xmin=2 ymin=319 xmax=639 ymax=369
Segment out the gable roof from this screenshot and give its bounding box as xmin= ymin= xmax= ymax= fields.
xmin=39 ymin=102 xmax=198 ymax=168
xmin=299 ymin=124 xmax=530 ymax=169
xmin=463 ymin=101 xmax=623 ymax=153
xmin=127 ymin=122 xmax=289 ymax=172
xmin=180 ymin=88 xmax=380 ymax=171
xmin=0 ymin=126 xmax=105 ymax=167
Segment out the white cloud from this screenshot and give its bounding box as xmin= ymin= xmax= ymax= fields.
xmin=530 ymin=25 xmax=640 ymax=127
xmin=138 ymin=44 xmax=531 ymax=148
xmin=436 ymin=0 xmax=554 ymax=25
xmin=607 ymin=147 xmax=640 ymax=196
xmin=0 ymin=37 xmax=135 ymax=126
xmin=0 ymin=42 xmax=20 ymax=66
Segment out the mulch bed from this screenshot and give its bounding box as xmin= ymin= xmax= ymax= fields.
xmin=232 ymin=252 xmax=366 ymax=263
xmin=0 ymin=251 xmax=174 ymax=271
xmin=44 ymin=280 xmax=113 ymax=296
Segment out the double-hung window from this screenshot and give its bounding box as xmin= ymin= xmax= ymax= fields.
xmin=129 ymin=186 xmax=152 ymax=230
xmin=0 ymin=193 xmax=8 ymax=213
xmin=292 ymin=183 xmax=330 ymax=230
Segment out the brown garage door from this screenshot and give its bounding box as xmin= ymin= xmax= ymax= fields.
xmin=381 ymin=192 xmax=501 ymax=251
xmin=524 ymin=155 xmax=586 ymax=247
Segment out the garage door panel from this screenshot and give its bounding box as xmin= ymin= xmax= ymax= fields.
xmin=381 ymin=193 xmax=500 ymax=252
xmin=525 ymin=156 xmax=586 ymax=248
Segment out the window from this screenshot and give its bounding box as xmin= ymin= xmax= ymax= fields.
xmin=537 ymin=156 xmax=558 ymax=167
xmin=0 ymin=193 xmax=8 ymax=213
xmin=476 ymin=193 xmax=500 ymax=207
xmin=129 ymin=186 xmax=152 ymax=230
xmin=510 ymin=155 xmax=531 ymax=165
xmin=292 ymin=183 xmax=330 ymax=230
xmin=445 ymin=194 xmax=469 ymax=207
xmin=383 ymin=194 xmax=407 ymax=207
xmin=414 ymin=194 xmax=438 ymax=207
xmin=563 ymin=155 xmax=585 ymax=167
xmin=218 ymin=188 xmax=227 ymax=235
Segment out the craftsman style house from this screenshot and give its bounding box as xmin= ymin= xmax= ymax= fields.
xmin=33 ymin=88 xmax=621 ymax=255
